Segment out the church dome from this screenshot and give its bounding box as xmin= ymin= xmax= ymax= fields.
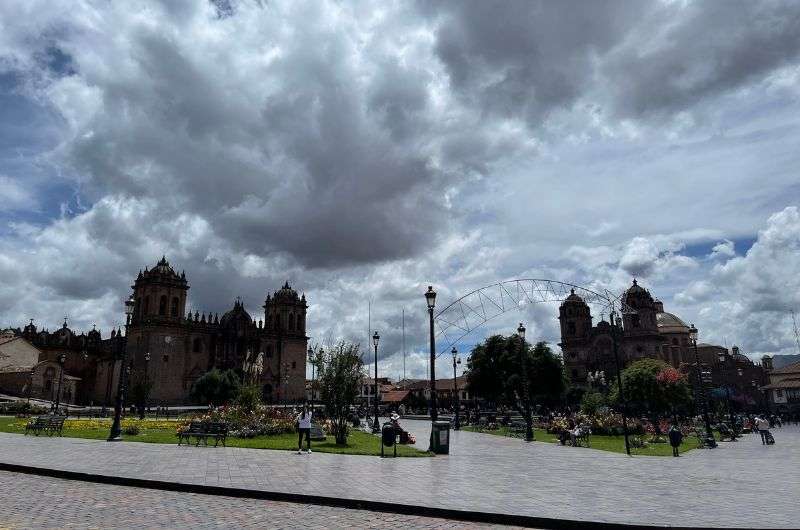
xmin=656 ymin=311 xmax=689 ymax=333
xmin=220 ymin=299 xmax=252 ymax=328
xmin=272 ymin=281 xmax=300 ymax=302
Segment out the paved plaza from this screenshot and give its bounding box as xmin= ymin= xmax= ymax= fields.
xmin=0 ymin=421 xmax=798 ymax=528
xmin=0 ymin=470 xmax=521 ymax=529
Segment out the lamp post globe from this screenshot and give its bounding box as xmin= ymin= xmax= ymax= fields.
xmin=372 ymin=331 xmax=381 ymax=433
xmin=425 ymin=286 xmax=438 ymax=424
xmin=108 ymin=295 xmax=135 ymax=442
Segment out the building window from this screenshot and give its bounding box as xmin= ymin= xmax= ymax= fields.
xmin=776 ymin=390 xmax=783 ymax=398
xmin=171 ymin=297 xmax=180 ymax=317
xmin=567 ymin=322 xmax=576 ymax=335
xmin=143 ymin=296 xmax=150 ymax=315
xmin=672 ymin=338 xmax=678 ymax=345
xmin=632 ymin=315 xmax=640 ymax=328
xmin=265 ymin=345 xmax=273 ymax=358
xmin=291 ymin=361 xmax=296 ymax=369
xmin=158 ymin=295 xmax=167 ymax=316
xmin=288 ymin=313 xmax=295 ymax=331
xmin=162 ymin=354 xmax=169 ymax=363
xmin=193 ymin=338 xmax=203 ymax=353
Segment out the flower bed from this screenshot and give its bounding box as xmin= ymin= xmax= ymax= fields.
xmin=189 ymin=406 xmax=296 ymax=438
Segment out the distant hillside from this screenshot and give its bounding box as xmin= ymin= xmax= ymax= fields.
xmin=772 ymin=354 xmax=800 ymax=369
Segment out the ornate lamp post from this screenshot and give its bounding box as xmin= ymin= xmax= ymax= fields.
xmin=372 ymin=331 xmax=381 ymax=434
xmin=108 ymin=295 xmax=135 ymax=442
xmin=451 ymin=347 xmax=461 ymax=430
xmin=425 ymin=286 xmax=438 ymax=423
xmin=308 ymin=347 xmax=316 ymax=405
xmin=690 ymin=324 xmax=717 ymax=448
xmin=610 ymin=312 xmax=631 ymax=455
xmin=54 ymin=352 xmax=66 ymax=414
xmin=517 ymin=323 xmax=534 ymax=442
xmin=139 ymin=351 xmax=150 ymax=420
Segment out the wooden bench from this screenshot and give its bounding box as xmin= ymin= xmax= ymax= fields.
xmin=177 ymin=421 xmax=228 ymax=447
xmin=25 ymin=415 xmax=65 ymax=437
xmin=570 ymin=425 xmax=591 ymax=447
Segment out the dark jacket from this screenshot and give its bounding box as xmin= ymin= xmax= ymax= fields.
xmin=668 ymin=427 xmax=683 ymax=447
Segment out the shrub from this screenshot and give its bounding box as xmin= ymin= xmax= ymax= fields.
xmin=0 ymin=401 xmax=48 ymax=416
xmin=123 ymin=424 xmax=140 ymax=436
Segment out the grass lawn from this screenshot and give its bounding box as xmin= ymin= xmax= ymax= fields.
xmin=461 ymin=425 xmax=699 ymax=456
xmin=0 ymin=416 xmax=431 ymax=457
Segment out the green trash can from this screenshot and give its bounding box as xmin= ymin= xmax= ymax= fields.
xmin=430 ymin=421 xmax=451 ymax=454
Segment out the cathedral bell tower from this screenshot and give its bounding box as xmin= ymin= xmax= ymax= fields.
xmin=130 ymin=256 xmax=189 ymax=326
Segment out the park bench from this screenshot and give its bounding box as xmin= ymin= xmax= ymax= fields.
xmin=177 ymin=421 xmax=228 ymax=447
xmin=570 ymin=425 xmax=591 ymax=447
xmin=24 ymin=415 xmax=65 ymax=437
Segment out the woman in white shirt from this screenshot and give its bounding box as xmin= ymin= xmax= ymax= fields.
xmin=296 ymin=403 xmax=313 ymax=454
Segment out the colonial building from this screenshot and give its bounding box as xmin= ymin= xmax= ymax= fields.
xmin=559 ymin=279 xmax=765 ymax=399
xmin=125 ymin=256 xmax=308 ymax=404
xmin=2 ymin=256 xmax=309 ymax=406
xmin=762 ymin=357 xmax=800 ymax=416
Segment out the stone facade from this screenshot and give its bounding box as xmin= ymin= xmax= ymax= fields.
xmin=2 ymin=256 xmax=309 ymax=406
xmin=126 ymin=257 xmax=308 ymax=405
xmin=560 ymin=279 xmax=693 ymax=385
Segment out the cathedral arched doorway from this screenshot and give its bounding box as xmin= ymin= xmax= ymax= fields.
xmin=262 ymin=383 xmax=273 ymax=404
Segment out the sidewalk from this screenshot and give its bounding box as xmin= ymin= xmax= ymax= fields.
xmin=0 ymin=422 xmax=797 ymax=528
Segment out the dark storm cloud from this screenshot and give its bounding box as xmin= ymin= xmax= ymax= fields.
xmin=424 ymin=0 xmax=648 ymax=126
xmin=606 ymin=1 xmax=800 ymax=118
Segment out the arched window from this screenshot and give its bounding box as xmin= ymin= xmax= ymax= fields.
xmin=288 ymin=313 xmax=295 ymax=331
xmin=298 ymin=314 xmax=304 ymax=333
xmin=171 ymin=297 xmax=180 ymax=317
xmin=136 ymin=298 xmax=142 ymax=319
xmin=672 ymin=338 xmax=679 ymax=345
xmin=143 ymin=296 xmax=150 ymax=315
xmin=193 ymin=338 xmax=203 ymax=353
xmin=158 ymin=295 xmax=167 ymax=316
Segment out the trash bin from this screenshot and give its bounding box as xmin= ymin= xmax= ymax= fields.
xmin=381 ymin=423 xmax=397 ymax=457
xmin=430 ymin=420 xmax=451 ymax=454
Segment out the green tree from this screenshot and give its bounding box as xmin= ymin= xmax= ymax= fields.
xmin=466 ymin=335 xmax=566 ymax=414
xmin=317 ymin=341 xmax=363 ymax=445
xmin=580 ymin=391 xmax=607 ymax=415
xmin=610 ymin=359 xmax=692 ymax=433
xmin=234 ymin=384 xmax=263 ymax=413
xmin=129 ymin=373 xmax=153 ymax=420
xmin=190 ymin=369 xmax=241 ymax=406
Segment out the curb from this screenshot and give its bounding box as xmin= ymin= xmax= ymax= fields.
xmin=0 ymin=462 xmax=739 ymax=530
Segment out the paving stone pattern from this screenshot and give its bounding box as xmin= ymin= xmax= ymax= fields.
xmin=0 ymin=421 xmax=798 ymax=528
xmin=0 ymin=470 xmax=520 ymax=529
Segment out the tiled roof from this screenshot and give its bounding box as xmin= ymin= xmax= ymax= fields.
xmin=771 ymin=361 xmax=800 ymax=375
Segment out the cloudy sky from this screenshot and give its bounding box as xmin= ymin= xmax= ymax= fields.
xmin=2 ymin=0 xmax=800 ymax=379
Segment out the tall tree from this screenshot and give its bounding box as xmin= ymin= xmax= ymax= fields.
xmin=466 ymin=335 xmax=566 ymax=414
xmin=317 ymin=341 xmax=363 ymax=445
xmin=190 ymin=368 xmax=241 ymax=407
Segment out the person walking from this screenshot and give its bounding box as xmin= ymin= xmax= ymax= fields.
xmin=296 ymin=402 xmax=313 ymax=454
xmin=668 ymin=424 xmax=683 ymax=457
xmin=755 ymin=415 xmax=770 ymax=445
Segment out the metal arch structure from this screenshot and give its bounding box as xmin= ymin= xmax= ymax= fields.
xmin=433 ymin=279 xmax=634 ymax=358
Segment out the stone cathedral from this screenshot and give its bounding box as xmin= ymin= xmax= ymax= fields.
xmin=126 ymin=257 xmax=309 ymax=404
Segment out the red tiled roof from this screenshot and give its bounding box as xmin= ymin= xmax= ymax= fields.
xmin=381 ymin=390 xmax=410 ymax=403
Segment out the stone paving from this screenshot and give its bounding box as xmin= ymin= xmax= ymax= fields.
xmin=0 ymin=470 xmax=522 ymax=529
xmin=0 ymin=421 xmax=798 ymax=528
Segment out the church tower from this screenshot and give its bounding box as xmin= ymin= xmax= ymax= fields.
xmin=131 ymin=256 xmax=189 ymax=325
xmin=262 ymin=282 xmax=308 ymax=402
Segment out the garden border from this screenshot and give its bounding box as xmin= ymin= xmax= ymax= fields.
xmin=0 ymin=461 xmax=748 ymax=530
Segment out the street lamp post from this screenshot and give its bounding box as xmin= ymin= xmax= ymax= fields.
xmin=610 ymin=312 xmax=631 ymax=455
xmin=372 ymin=331 xmax=381 ymax=434
xmin=140 ymin=351 xmax=150 ymax=420
xmin=690 ymin=324 xmax=717 ymax=448
xmin=307 ymin=347 xmax=315 ymax=405
xmin=54 ymin=353 xmax=66 ymax=414
xmin=451 ymin=347 xmax=461 ymax=430
xmin=517 ymin=323 xmax=534 ymax=442
xmin=108 ymin=295 xmax=135 ymax=442
xmin=425 ymin=286 xmax=438 ymax=423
